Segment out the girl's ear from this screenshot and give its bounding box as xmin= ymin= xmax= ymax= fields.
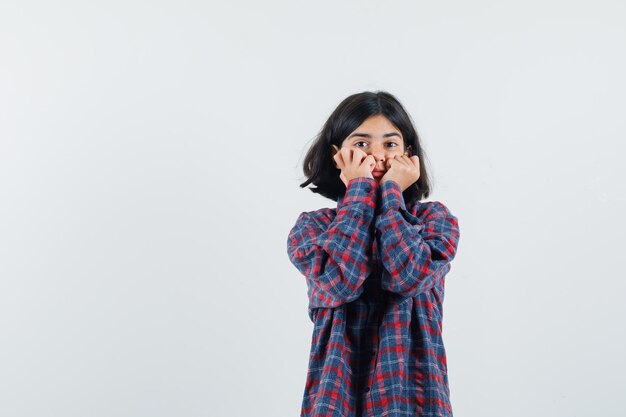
xmin=404 ymin=145 xmax=413 ymax=156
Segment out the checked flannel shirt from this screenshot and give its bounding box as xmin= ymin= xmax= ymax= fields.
xmin=287 ymin=176 xmax=461 ymax=417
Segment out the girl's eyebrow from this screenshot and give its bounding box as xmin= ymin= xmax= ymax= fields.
xmin=348 ymin=132 xmax=401 ymax=139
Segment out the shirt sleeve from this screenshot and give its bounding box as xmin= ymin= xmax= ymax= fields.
xmin=287 ymin=177 xmax=378 ymax=316
xmin=374 ymin=179 xmax=460 ymax=298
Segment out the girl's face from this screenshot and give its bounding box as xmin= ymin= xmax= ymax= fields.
xmin=332 ymin=114 xmax=411 ymax=181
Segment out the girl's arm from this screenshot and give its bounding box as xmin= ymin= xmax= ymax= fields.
xmin=287 ymin=177 xmax=377 ymax=312
xmin=375 ymin=180 xmax=460 ymax=298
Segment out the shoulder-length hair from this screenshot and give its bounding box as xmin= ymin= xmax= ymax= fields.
xmin=299 ymin=90 xmax=432 ymax=204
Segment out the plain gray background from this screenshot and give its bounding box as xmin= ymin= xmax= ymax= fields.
xmin=1 ymin=1 xmax=625 ymax=416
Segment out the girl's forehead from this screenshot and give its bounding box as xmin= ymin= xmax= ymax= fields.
xmin=357 ymin=114 xmax=397 ymax=128
xmin=344 ymin=120 xmax=403 ymax=141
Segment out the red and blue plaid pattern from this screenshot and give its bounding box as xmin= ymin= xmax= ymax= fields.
xmin=287 ymin=177 xmax=461 ymax=417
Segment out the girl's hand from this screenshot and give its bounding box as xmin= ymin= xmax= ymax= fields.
xmin=380 ymin=155 xmax=420 ymax=192
xmin=332 ymin=145 xmax=376 ymax=187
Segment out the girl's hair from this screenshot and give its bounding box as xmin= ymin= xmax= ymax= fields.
xmin=299 ymin=90 xmax=432 ymax=204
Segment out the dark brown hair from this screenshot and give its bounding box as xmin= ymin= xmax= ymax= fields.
xmin=298 ymin=90 xmax=432 ymax=204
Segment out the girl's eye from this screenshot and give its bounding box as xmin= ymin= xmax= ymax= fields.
xmin=354 ymin=142 xmax=399 ymax=148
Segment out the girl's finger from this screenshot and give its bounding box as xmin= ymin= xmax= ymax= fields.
xmin=333 ymin=152 xmax=344 ymax=168
xmin=337 ymin=148 xmax=350 ymax=168
xmin=348 ymin=148 xmax=363 ymax=168
xmin=352 ymin=150 xmax=364 ymax=169
xmin=393 ymin=155 xmax=410 ymax=167
xmin=340 ymin=147 xmax=354 ymax=166
xmin=331 ymin=145 xmax=343 ymax=167
xmin=403 ymin=155 xmax=415 ymax=168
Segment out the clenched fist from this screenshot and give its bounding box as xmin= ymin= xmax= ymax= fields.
xmin=331 ymin=145 xmax=376 ymax=187
xmin=380 ymin=155 xmax=420 ymax=192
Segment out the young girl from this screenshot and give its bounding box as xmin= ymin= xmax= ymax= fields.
xmin=287 ymin=91 xmax=461 ymax=417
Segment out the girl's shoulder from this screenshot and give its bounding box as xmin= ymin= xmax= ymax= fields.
xmin=294 ymin=207 xmax=336 ymax=229
xmin=302 ymin=199 xmax=456 ymax=222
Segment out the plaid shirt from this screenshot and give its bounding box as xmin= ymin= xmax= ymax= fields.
xmin=287 ymin=177 xmax=461 ymax=417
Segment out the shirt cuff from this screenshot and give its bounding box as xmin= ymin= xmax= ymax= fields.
xmin=379 ymin=179 xmax=407 ymax=212
xmin=338 ymin=177 xmax=378 ymax=211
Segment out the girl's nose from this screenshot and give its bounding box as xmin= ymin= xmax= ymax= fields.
xmin=370 ymin=150 xmax=386 ymax=162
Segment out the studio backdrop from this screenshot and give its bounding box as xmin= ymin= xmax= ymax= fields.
xmin=1 ymin=1 xmax=624 ymax=416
